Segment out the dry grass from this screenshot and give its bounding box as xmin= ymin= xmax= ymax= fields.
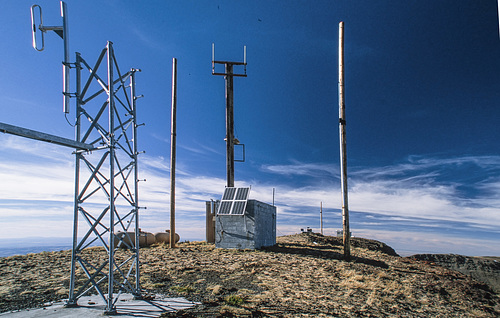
xmin=0 ymin=233 xmax=499 ymax=317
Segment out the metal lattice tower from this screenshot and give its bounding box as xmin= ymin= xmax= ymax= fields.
xmin=66 ymin=42 xmax=143 ymax=314
xmin=29 ymin=2 xmax=143 ymax=314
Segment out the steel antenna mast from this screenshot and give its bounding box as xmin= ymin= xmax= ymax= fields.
xmin=212 ymin=44 xmax=247 ymax=187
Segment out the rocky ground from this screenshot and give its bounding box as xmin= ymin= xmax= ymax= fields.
xmin=0 ymin=233 xmax=499 ymax=317
xmin=410 ymin=253 xmax=500 ymax=294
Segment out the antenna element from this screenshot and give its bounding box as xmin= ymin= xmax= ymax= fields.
xmin=31 ymin=1 xmax=70 ymax=114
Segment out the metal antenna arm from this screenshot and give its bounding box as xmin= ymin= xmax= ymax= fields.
xmin=211 ymin=43 xmax=248 ymax=76
xmin=30 ymin=4 xmax=44 ymax=51
xmin=30 ymin=1 xmax=71 ymax=114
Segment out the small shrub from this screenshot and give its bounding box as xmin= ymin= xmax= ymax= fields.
xmin=224 ymin=294 xmax=246 ymax=306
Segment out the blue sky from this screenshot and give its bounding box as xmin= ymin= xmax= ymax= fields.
xmin=1 ymin=0 xmax=499 ymax=256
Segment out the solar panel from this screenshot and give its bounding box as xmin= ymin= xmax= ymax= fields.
xmin=218 ymin=201 xmax=232 ymax=214
xmin=222 ymin=187 xmax=236 ymax=200
xmin=217 ymin=187 xmax=250 ymax=215
xmin=232 ymin=201 xmax=246 ymax=215
xmin=235 ymin=188 xmax=249 ymax=200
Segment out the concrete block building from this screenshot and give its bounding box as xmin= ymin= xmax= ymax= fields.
xmin=214 ymin=188 xmax=276 ymax=249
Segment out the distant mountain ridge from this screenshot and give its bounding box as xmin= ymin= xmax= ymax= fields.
xmin=410 ymin=253 xmax=500 ymax=294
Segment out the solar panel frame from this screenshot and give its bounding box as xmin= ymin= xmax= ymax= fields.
xmin=217 ymin=187 xmax=250 ymax=215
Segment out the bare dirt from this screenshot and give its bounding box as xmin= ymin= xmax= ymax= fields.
xmin=0 ymin=233 xmax=499 ymax=317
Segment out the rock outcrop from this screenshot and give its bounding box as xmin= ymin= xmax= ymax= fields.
xmin=410 ymin=253 xmax=500 ymax=294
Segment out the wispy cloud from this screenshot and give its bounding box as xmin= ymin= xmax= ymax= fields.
xmin=0 ymin=139 xmax=498 ymax=255
xmin=353 ymin=155 xmax=500 ymax=179
xmin=407 ymin=154 xmax=500 ymax=169
xmin=1 ymin=96 xmax=40 ymax=109
xmin=261 ymin=160 xmax=339 ymax=178
xmin=131 ymin=27 xmax=165 ymax=51
xmin=263 ymin=156 xmax=500 ymax=226
xmin=1 ymin=135 xmax=73 ymax=163
xmin=179 ymin=143 xmax=222 ymax=156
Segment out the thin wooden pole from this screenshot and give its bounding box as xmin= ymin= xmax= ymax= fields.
xmin=339 ymin=21 xmax=351 ymax=261
xmin=497 ymin=0 xmax=500 ymax=38
xmin=170 ymin=58 xmax=177 ymax=248
xmin=320 ymin=201 xmax=323 ymax=235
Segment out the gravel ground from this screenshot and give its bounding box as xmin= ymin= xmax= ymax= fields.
xmin=1 ymin=233 xmax=499 ymax=317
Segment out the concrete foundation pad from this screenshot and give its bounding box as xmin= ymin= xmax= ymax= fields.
xmin=0 ymin=294 xmax=199 ymax=318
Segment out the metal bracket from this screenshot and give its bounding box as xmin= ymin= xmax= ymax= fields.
xmin=211 ymin=43 xmax=247 ymax=77
xmin=234 ymin=143 xmax=245 ymax=162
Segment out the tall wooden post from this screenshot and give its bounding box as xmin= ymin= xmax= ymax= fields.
xmin=320 ymin=202 xmax=323 ymax=235
xmin=225 ymin=63 xmax=235 ymax=188
xmin=170 ymin=58 xmax=177 ymax=248
xmin=497 ymin=0 xmax=500 ymax=37
xmin=339 ymin=21 xmax=351 ymax=261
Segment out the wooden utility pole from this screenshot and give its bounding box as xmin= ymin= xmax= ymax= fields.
xmin=170 ymin=58 xmax=177 ymax=248
xmin=338 ymin=21 xmax=351 ymax=261
xmin=497 ymin=0 xmax=500 ymax=37
xmin=225 ymin=63 xmax=235 ymax=187
xmin=320 ymin=202 xmax=323 ymax=235
xmin=212 ymin=44 xmax=247 ymax=188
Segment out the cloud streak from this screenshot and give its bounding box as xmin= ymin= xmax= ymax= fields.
xmin=261 ymin=161 xmax=339 ymax=179
xmin=259 ymin=157 xmax=500 ymax=255
xmin=0 ymin=137 xmax=498 ymax=256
